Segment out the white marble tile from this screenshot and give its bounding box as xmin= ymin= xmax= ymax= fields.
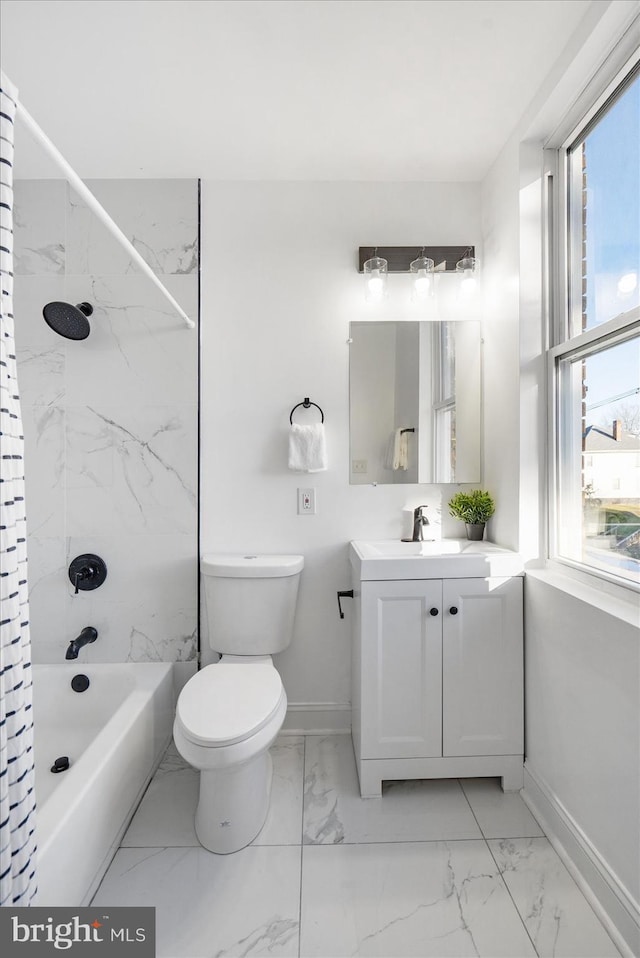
xmin=14 ymin=276 xmax=67 ymax=406
xmin=92 ymin=845 xmax=300 ymax=958
xmin=16 ymin=347 xmax=65 ymax=408
xmin=62 ymin=532 xmax=196 ymax=606
xmin=64 ymin=404 xmax=197 ymax=536
xmin=63 ymin=534 xmax=198 ymax=664
xmin=63 ymin=274 xmax=198 ymax=406
xmin=489 ymin=837 xmax=620 ymax=957
xmin=66 ymin=600 xmax=196 ymax=665
xmin=66 ymin=179 xmax=198 ymax=276
xmin=122 ymin=736 xmax=304 ymax=849
xmin=300 ymin=840 xmax=536 ymax=957
xmin=14 ymin=180 xmax=66 ymax=275
xmin=254 ymin=736 xmax=305 ymax=846
xmin=460 ymin=777 xmax=545 ymax=838
xmin=303 ymin=735 xmax=481 ymax=844
xmin=25 ymin=536 xmax=68 ymax=663
xmin=22 ymin=404 xmax=65 ymax=538
xmin=122 ymin=754 xmax=199 ymax=848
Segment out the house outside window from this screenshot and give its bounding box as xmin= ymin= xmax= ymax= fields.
xmin=550 ymin=60 xmax=640 ymax=588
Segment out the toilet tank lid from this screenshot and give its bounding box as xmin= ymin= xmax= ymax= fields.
xmin=201 ymin=554 xmax=304 ymax=578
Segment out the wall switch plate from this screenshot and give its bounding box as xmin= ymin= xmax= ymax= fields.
xmin=352 ymin=459 xmax=367 ymax=474
xmin=297 ymin=487 xmax=316 ymax=515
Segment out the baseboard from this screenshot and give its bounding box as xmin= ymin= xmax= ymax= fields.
xmin=281 ymin=702 xmax=351 ymax=735
xmin=522 ymin=763 xmax=640 ymax=958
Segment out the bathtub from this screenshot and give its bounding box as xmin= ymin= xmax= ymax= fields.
xmin=32 ymin=663 xmax=174 ymax=906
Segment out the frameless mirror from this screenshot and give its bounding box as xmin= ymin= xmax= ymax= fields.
xmin=349 ymin=321 xmax=481 ymax=484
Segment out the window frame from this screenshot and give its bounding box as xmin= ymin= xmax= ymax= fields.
xmin=547 ymin=52 xmax=640 ymax=593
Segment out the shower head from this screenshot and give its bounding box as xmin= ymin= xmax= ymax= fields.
xmin=43 ymin=301 xmax=93 ymax=340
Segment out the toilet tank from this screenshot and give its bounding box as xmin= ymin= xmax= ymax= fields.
xmin=201 ymin=554 xmax=304 ymax=655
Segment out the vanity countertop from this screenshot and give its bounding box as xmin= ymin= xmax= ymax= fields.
xmin=350 ymin=538 xmax=524 ymax=580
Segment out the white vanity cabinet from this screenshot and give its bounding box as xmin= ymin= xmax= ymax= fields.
xmin=350 ymin=556 xmax=524 ymax=798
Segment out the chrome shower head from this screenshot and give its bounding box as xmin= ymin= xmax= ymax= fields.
xmin=43 ymin=301 xmax=93 ymax=340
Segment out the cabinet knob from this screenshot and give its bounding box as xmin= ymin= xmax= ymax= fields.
xmin=429 ymin=608 xmax=439 ymax=616
xmin=449 ymin=606 xmax=458 ymax=615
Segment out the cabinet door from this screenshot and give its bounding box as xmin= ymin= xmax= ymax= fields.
xmin=360 ymin=580 xmax=442 ymax=759
xmin=442 ymin=577 xmax=523 ymax=757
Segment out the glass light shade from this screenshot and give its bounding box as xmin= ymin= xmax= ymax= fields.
xmin=410 ymin=255 xmax=435 ymax=300
xmin=364 ymin=255 xmax=388 ymax=303
xmin=456 ymin=256 xmax=477 ymax=296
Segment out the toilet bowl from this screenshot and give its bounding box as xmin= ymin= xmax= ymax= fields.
xmin=173 ymin=554 xmax=303 ymax=853
xmin=174 ymin=656 xmax=288 ymax=853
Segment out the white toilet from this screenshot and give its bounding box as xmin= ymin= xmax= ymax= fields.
xmin=173 ymin=553 xmax=303 ymax=854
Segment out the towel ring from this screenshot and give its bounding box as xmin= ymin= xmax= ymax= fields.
xmin=290 ymin=397 xmax=325 ymax=424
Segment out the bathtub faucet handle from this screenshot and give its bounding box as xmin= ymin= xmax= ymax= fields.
xmin=65 ymin=626 xmax=98 ymax=660
xmin=68 ymin=554 xmax=108 ymax=595
xmin=73 ymin=566 xmax=91 ymax=594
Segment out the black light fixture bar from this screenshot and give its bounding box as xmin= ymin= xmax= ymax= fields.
xmin=358 ymin=246 xmax=474 ymax=273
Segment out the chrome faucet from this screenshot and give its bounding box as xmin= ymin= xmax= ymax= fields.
xmin=411 ymin=505 xmax=430 ymax=541
xmin=65 ymin=626 xmax=98 ymax=660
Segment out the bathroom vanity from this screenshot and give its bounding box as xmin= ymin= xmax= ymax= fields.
xmin=349 ymin=539 xmax=524 ymax=798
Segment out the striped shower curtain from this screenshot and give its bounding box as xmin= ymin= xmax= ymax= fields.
xmin=0 ymin=72 xmax=37 ymax=905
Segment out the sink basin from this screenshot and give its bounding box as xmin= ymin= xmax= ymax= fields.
xmin=350 ymin=538 xmax=524 ymax=580
xmin=356 ymin=539 xmax=465 ymax=557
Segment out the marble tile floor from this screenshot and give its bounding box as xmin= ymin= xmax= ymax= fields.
xmin=92 ymin=734 xmax=620 ymax=958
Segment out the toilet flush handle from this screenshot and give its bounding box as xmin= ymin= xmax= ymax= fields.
xmin=337 ymin=590 xmax=354 ymax=619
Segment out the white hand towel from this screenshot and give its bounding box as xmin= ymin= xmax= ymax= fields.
xmin=288 ymin=423 xmax=327 ymax=472
xmin=391 ymin=428 xmax=409 ymax=471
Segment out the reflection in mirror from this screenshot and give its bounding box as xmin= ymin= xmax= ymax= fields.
xmin=349 ymin=321 xmax=481 ymax=484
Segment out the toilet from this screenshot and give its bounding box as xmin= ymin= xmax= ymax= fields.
xmin=173 ymin=553 xmax=304 ymax=854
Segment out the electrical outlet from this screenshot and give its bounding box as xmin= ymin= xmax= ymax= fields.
xmin=352 ymin=459 xmax=367 ymax=474
xmin=297 ymin=487 xmax=316 ymax=515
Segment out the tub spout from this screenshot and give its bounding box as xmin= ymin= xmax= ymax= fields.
xmin=65 ymin=626 xmax=98 ymax=660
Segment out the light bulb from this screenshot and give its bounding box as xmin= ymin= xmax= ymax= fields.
xmin=456 ymin=255 xmax=477 ymax=298
xmin=410 ymin=255 xmax=434 ymax=302
xmin=367 ymin=272 xmax=384 ymax=300
xmin=414 ymin=271 xmax=431 ymax=297
xmin=363 ymin=255 xmax=388 ymax=303
xmin=459 ymin=270 xmax=476 ymax=296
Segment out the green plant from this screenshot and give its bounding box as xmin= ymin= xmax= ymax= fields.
xmin=448 ymin=489 xmax=495 ymax=524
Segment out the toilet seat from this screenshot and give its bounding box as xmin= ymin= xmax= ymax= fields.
xmin=176 ymin=661 xmax=285 ymax=748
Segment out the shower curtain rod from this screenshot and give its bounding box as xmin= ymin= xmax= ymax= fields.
xmin=16 ymin=100 xmax=195 ymax=330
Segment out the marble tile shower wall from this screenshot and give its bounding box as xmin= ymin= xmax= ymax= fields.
xmin=14 ymin=180 xmax=199 ymax=665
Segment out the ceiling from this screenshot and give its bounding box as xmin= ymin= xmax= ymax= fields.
xmin=1 ymin=0 xmax=595 ymax=181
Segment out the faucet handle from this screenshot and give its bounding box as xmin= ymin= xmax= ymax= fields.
xmin=68 ymin=554 xmax=107 ymax=594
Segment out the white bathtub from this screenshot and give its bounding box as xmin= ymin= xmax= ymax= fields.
xmin=32 ymin=663 xmax=174 ymax=906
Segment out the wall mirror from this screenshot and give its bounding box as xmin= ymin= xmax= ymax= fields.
xmin=349 ymin=321 xmax=481 ymax=484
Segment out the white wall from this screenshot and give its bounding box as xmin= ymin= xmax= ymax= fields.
xmin=480 ymin=138 xmax=521 ymax=553
xmin=200 ymin=181 xmax=482 ymax=720
xmin=479 ymin=4 xmax=640 ymax=950
xmin=525 ymin=574 xmax=640 ymax=916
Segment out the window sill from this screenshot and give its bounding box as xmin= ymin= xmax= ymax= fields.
xmin=525 ymin=564 xmax=639 ymax=629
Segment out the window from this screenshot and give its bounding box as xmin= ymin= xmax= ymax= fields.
xmin=551 ymin=61 xmax=640 ymax=588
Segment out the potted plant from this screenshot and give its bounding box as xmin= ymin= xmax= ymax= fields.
xmin=448 ymin=489 xmax=495 ymax=540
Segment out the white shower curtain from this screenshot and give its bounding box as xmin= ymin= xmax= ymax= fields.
xmin=0 ymin=71 xmax=37 ymax=905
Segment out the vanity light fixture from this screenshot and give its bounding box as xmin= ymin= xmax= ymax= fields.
xmin=358 ymin=247 xmax=475 ymax=302
xmin=410 ymin=249 xmax=435 ymax=301
xmin=455 ymin=249 xmax=477 ymax=297
xmin=363 ymin=249 xmax=388 ymax=303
